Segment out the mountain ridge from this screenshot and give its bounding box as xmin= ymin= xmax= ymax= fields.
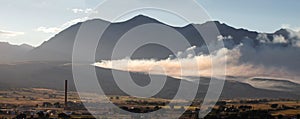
xmin=1 ymin=15 xmax=296 ymax=63
xmin=22 ymin=15 xmax=297 ymax=62
xmin=0 ymin=42 xmax=34 ymax=63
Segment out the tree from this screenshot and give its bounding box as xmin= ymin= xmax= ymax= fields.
xmin=37 ymin=111 xmax=45 ymax=119
xmin=58 ymin=113 xmax=70 ymax=119
xmin=278 ymin=114 xmax=283 ymax=119
xmin=54 ymin=102 xmax=61 ymax=108
xmin=45 ymin=113 xmax=50 ymax=119
xmin=216 ymin=101 xmax=227 ymax=106
xmin=42 ymin=102 xmax=53 ymax=107
xmin=270 ymin=104 xmax=278 ymax=109
xmin=154 ymin=106 xmax=161 ymax=110
xmin=16 ymin=113 xmax=26 ymax=119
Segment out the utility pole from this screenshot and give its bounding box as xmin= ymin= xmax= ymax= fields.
xmin=64 ymin=80 xmax=68 ymax=109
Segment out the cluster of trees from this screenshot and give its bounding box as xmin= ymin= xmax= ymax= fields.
xmin=15 ymin=111 xmax=71 ymax=119
xmin=124 ymin=100 xmax=167 ymax=106
xmin=119 ymin=106 xmax=162 ymax=113
xmin=204 ymin=103 xmax=300 ymax=119
xmin=42 ymin=102 xmax=61 ymax=108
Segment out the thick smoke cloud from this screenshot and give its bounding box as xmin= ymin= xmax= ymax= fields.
xmin=95 ymin=29 xmax=300 ymax=83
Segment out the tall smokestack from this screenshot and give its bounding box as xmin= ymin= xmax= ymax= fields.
xmin=65 ymin=80 xmax=68 ymax=109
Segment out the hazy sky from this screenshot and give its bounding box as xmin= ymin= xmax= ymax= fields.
xmin=0 ymin=0 xmax=299 ymax=46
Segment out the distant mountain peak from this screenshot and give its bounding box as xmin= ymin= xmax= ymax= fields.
xmin=274 ymin=28 xmax=292 ymax=38
xmin=0 ymin=42 xmax=33 ymax=48
xmin=275 ymin=28 xmax=289 ymax=34
xmin=20 ymin=44 xmax=34 ymax=49
xmin=0 ymin=42 xmax=34 ymax=62
xmin=119 ymin=14 xmax=172 ymax=26
xmin=205 ymin=20 xmax=222 ymax=25
xmin=128 ymin=14 xmax=160 ymax=22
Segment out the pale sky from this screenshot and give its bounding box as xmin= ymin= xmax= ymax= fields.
xmin=0 ymin=0 xmax=299 ymax=47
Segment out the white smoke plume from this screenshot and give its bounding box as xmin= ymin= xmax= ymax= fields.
xmin=95 ymin=34 xmax=300 ymax=83
xmin=273 ymin=35 xmax=287 ymax=43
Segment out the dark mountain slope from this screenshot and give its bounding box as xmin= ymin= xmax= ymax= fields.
xmin=0 ymin=62 xmax=298 ymax=99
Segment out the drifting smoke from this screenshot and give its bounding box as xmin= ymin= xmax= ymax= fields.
xmin=95 ymin=29 xmax=300 ymax=82
xmin=95 ymin=48 xmax=227 ymax=78
xmin=273 ymin=35 xmax=287 ymax=43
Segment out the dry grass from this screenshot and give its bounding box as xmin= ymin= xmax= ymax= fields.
xmin=272 ymin=109 xmax=300 ymax=116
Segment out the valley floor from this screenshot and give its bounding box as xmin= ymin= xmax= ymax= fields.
xmin=0 ymin=88 xmax=299 ymax=119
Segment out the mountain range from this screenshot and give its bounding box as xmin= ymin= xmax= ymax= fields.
xmin=1 ymin=15 xmax=298 ymax=62
xmin=9 ymin=15 xmax=297 ymax=62
xmin=0 ymin=42 xmax=33 ymax=62
xmin=0 ymin=15 xmax=299 ymax=99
